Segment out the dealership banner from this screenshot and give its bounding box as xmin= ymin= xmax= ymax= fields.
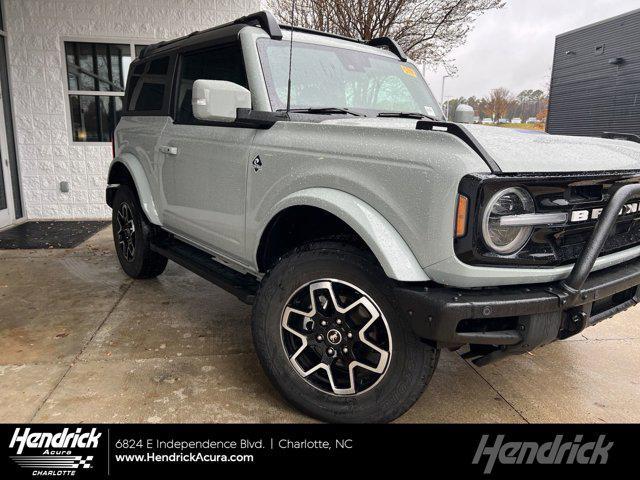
xmin=0 ymin=424 xmax=636 ymax=477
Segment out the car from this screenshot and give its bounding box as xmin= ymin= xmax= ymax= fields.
xmin=481 ymin=117 xmax=494 ymax=124
xmin=106 ymin=11 xmax=640 ymax=423
xmin=511 ymin=117 xmax=523 ymax=124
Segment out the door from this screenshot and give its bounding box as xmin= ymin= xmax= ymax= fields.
xmin=0 ymin=80 xmax=14 ymax=229
xmin=158 ymin=43 xmax=256 ymax=260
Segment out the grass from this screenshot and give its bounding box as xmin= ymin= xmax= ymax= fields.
xmin=498 ymin=122 xmax=545 ymax=131
xmin=477 ymin=122 xmax=545 ymax=130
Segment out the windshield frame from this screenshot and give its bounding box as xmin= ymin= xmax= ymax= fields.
xmin=256 ymin=37 xmax=444 ymax=119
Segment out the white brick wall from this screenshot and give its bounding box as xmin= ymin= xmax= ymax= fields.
xmin=3 ymin=0 xmax=260 ymax=219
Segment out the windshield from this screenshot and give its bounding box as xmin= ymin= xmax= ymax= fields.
xmin=257 ymin=38 xmax=443 ymax=118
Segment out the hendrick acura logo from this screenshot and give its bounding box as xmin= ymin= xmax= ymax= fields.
xmin=472 ymin=434 xmax=613 ymax=474
xmin=9 ymin=427 xmax=101 ymax=474
xmin=571 ymin=201 xmax=640 ymax=222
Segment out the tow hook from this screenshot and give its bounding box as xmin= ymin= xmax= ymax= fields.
xmin=559 ymin=309 xmax=588 ymax=339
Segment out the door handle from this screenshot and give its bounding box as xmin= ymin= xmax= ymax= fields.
xmin=159 ymin=145 xmax=178 ymax=155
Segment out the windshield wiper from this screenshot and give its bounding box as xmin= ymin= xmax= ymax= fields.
xmin=278 ymin=107 xmax=363 ymax=117
xmin=377 ymin=111 xmax=437 ymax=121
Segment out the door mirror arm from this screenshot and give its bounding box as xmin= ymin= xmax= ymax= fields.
xmin=235 ymin=109 xmax=289 ymax=128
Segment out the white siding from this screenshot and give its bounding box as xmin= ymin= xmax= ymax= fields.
xmin=3 ymin=0 xmax=260 ymax=219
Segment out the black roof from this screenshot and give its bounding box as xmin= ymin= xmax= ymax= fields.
xmin=138 ymin=11 xmax=280 ymax=59
xmin=137 ymin=10 xmax=406 ymax=62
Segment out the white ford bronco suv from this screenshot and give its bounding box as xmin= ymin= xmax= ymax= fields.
xmin=107 ymin=11 xmax=640 ymax=423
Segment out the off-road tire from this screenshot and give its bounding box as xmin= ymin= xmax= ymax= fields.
xmin=251 ymin=241 xmax=440 ymax=423
xmin=112 ymin=185 xmax=167 ymax=279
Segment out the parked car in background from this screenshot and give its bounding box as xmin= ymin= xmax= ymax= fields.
xmin=482 ymin=117 xmax=494 ymax=124
xmin=511 ymin=117 xmax=522 ymax=124
xmin=526 ymin=117 xmax=540 ymax=124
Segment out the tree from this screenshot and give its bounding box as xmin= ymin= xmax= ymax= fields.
xmin=536 ymin=97 xmax=549 ymax=123
xmin=483 ymin=87 xmax=512 ymax=122
xmin=268 ymin=0 xmax=505 ymax=66
xmin=514 ymin=88 xmax=548 ymax=121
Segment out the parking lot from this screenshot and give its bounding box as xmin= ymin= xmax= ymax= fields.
xmin=1 ymin=226 xmax=638 ymax=423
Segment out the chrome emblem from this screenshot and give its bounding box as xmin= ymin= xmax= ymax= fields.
xmin=326 ymin=329 xmax=342 ymax=345
xmin=252 ymin=155 xmax=263 ymax=172
xmin=571 ymin=201 xmax=640 ymax=222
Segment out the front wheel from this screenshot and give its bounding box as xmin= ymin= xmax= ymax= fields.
xmin=251 ymin=242 xmax=439 ymax=423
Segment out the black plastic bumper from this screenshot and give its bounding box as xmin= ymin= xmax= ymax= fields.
xmin=397 ymin=256 xmax=640 ymax=347
xmin=396 ymin=183 xmax=640 ymax=365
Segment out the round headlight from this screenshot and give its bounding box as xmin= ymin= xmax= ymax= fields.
xmin=482 ymin=187 xmax=534 ymax=254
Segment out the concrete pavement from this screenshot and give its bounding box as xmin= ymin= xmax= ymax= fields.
xmin=0 ymin=227 xmax=638 ymax=423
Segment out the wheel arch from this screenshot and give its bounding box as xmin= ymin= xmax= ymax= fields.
xmin=255 ymin=188 xmax=429 ymax=282
xmin=107 ymin=155 xmax=161 ymax=225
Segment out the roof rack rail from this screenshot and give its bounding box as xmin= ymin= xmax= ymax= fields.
xmin=234 ymin=11 xmax=282 ymax=40
xmin=281 ymin=24 xmax=363 ymax=45
xmin=138 ymin=30 xmax=201 ymax=58
xmin=138 ymin=11 xmax=282 ymax=59
xmin=367 ymin=37 xmax=407 ymax=61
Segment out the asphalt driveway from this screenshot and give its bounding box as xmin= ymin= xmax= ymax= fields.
xmin=0 ymin=226 xmax=638 ymax=423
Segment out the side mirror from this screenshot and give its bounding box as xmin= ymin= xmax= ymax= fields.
xmin=453 ymin=104 xmax=475 ymax=124
xmin=192 ymin=79 xmax=251 ymax=122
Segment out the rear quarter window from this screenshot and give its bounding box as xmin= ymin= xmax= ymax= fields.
xmin=126 ymin=55 xmax=173 ymax=114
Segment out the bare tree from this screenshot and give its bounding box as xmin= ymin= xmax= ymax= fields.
xmin=483 ymin=87 xmax=512 ymax=122
xmin=268 ymin=0 xmax=504 ymax=66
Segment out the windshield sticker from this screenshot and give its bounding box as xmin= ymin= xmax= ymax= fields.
xmin=425 ymin=106 xmax=436 ymax=117
xmin=401 ymin=65 xmax=417 ymax=77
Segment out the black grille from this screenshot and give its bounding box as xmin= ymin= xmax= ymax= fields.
xmin=554 ymin=216 xmax=640 ymax=264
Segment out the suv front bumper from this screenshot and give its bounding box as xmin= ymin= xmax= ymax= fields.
xmin=396 ymin=183 xmax=640 ymax=365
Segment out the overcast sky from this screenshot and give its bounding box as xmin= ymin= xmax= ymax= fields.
xmin=422 ymin=0 xmax=640 ymax=102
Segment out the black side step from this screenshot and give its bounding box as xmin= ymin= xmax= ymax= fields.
xmin=151 ymin=239 xmax=259 ymax=305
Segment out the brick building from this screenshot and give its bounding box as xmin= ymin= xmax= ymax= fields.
xmin=0 ymin=0 xmax=259 ymax=229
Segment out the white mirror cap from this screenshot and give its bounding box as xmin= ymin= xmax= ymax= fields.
xmin=454 ymin=104 xmax=475 ymax=124
xmin=192 ymin=79 xmax=251 ymax=123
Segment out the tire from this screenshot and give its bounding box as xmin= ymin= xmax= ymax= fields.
xmin=251 ymin=242 xmax=440 ymax=423
xmin=111 ymin=184 xmax=167 ymax=279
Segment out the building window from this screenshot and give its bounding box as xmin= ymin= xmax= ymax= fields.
xmin=64 ymin=41 xmax=147 ymax=142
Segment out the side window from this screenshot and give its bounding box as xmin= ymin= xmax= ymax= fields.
xmin=175 ymin=44 xmax=248 ymax=124
xmin=128 ymin=56 xmax=171 ymax=113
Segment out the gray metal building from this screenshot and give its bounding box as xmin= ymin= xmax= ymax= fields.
xmin=547 ymin=8 xmax=640 ymax=138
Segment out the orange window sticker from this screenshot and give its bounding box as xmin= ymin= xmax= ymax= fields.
xmin=401 ymin=65 xmax=417 ymax=77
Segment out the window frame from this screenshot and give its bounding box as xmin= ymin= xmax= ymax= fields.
xmin=61 ymin=36 xmax=155 ymax=145
xmin=170 ymin=40 xmax=251 ymax=128
xmin=123 ymin=53 xmax=176 ymax=117
xmin=0 ymin=0 xmax=24 ymax=219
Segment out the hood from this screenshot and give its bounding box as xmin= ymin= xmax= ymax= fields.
xmin=320 ymin=117 xmax=640 ymax=173
xmin=463 ymin=124 xmax=640 ymax=173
